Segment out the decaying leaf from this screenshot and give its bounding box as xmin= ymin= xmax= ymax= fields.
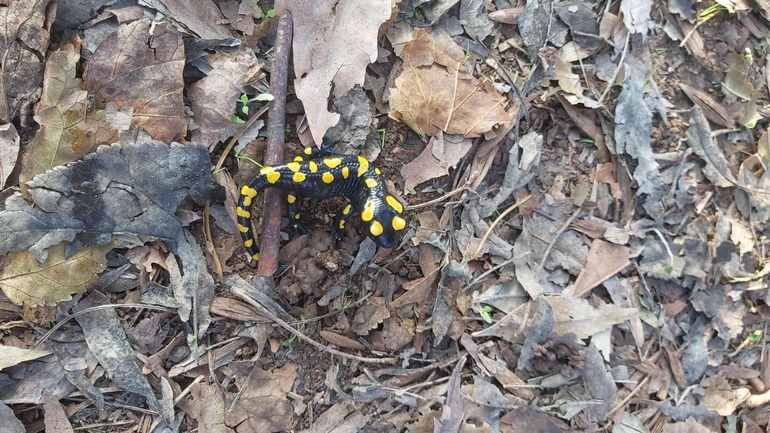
xmin=276 ymin=0 xmax=391 ymax=143
xmin=0 ymin=403 xmax=24 ymax=433
xmin=569 ymin=239 xmax=630 ymax=298
xmin=0 ymin=123 xmax=19 ymax=188
xmin=460 ymin=0 xmax=494 ymax=40
xmin=614 ymin=56 xmax=664 ymax=221
xmin=679 ymin=83 xmax=735 ymax=128
xmin=401 ymin=132 xmax=472 ymax=192
xmin=225 ymin=363 xmax=297 ymax=431
xmin=137 ymin=0 xmax=233 ymax=40
xmin=548 ymin=296 xmax=637 ymax=339
xmin=1 ymin=140 xmax=216 ymax=262
xmin=687 ymin=106 xmax=737 ymax=188
xmin=20 ymin=38 xmax=124 ymax=188
xmin=0 ymin=242 xmax=111 ymax=307
xmin=389 ymin=28 xmax=514 ymax=138
xmin=83 ymin=19 xmax=187 ymax=142
xmin=188 ymin=48 xmax=261 ymax=149
xmin=701 ymin=374 xmax=750 ymax=416
xmin=620 ymin=0 xmax=653 ymax=34
xmin=0 ymin=346 xmax=52 ymax=370
xmin=0 ymin=0 xmax=52 ymax=124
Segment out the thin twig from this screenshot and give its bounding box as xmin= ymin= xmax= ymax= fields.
xmin=471 ymin=195 xmax=531 ymax=260
xmin=406 ymin=186 xmax=470 ymax=210
xmin=597 ymin=31 xmax=631 ymax=107
xmin=231 ymin=286 xmax=397 ymax=364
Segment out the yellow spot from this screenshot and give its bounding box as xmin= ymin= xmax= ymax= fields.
xmin=293 ymin=172 xmax=306 ymax=182
xmin=304 ymin=147 xmax=313 ymax=155
xmin=324 ymin=158 xmax=342 ymax=168
xmin=244 ymin=239 xmax=254 ymax=248
xmin=386 ymin=196 xmax=404 ymax=213
xmin=252 ymin=253 xmax=260 ymax=261
xmin=339 ymin=220 xmax=345 ymax=229
xmin=294 ymin=156 xmax=304 ymax=162
xmin=361 ymin=201 xmax=375 ymax=221
xmin=294 ymin=213 xmax=301 ymax=220
xmin=365 ymin=178 xmax=378 ymax=188
xmin=343 ymin=204 xmax=352 ymax=215
xmin=240 ymin=186 xmax=258 ymax=198
xmin=375 ymin=168 xmax=382 ymax=175
xmin=370 ymin=221 xmax=383 ymax=236
xmin=236 ymin=207 xmax=251 ymax=218
xmin=287 ymin=194 xmax=297 ymax=204
xmin=322 ymin=172 xmax=334 ymax=184
xmin=341 ymin=166 xmax=350 ymax=179
xmin=357 ymin=156 xmax=369 ymax=177
xmin=392 ymin=216 xmax=406 ymax=231
xmin=237 ymin=224 xmax=249 ymax=233
xmin=308 ymin=161 xmax=318 ymax=172
xmin=242 ymin=196 xmax=253 ymax=207
xmin=260 ymin=166 xmax=275 ymax=174
xmin=266 ymin=171 xmax=281 ymax=184
xmin=287 ymin=162 xmax=301 ymax=172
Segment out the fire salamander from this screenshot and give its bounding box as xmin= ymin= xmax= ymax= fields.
xmin=237 ymin=143 xmax=407 ymax=262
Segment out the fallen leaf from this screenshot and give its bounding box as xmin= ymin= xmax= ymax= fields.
xmin=83 ymin=19 xmax=187 ymax=142
xmin=190 ymin=383 xmax=234 ymax=433
xmin=320 ymin=329 xmax=366 ymax=350
xmin=276 ymin=0 xmax=391 ymax=142
xmin=701 ymin=374 xmax=750 ymax=416
xmin=0 ymin=0 xmax=52 ymax=123
xmin=569 ymin=239 xmax=630 ymax=298
xmin=138 ymin=0 xmax=233 ymax=39
xmin=20 ymin=38 xmax=123 ymax=188
xmin=42 ymin=392 xmax=75 ymax=433
xmin=460 ymin=0 xmax=494 ymax=40
xmin=686 ymin=106 xmax=736 ymax=188
xmin=0 ymin=242 xmax=111 ymax=307
xmin=401 ymin=132 xmax=473 ymax=192
xmin=548 ymin=296 xmax=637 ymax=339
xmin=0 ymin=346 xmax=52 ymax=370
xmin=352 ymin=296 xmax=390 ymax=335
xmin=389 ymin=28 xmax=514 ymax=138
xmin=0 ymin=123 xmax=19 ymax=188
xmin=75 ymin=290 xmax=169 ymax=424
xmin=620 ymin=0 xmax=653 ymax=34
xmin=679 ymin=83 xmax=735 ymax=128
xmin=188 ymin=49 xmax=261 ymax=149
xmin=0 ymin=403 xmax=24 ymax=433
xmin=434 ymin=356 xmax=466 ymax=432
xmin=662 ymin=418 xmax=714 ymax=433
xmin=225 ymin=363 xmax=297 ymax=432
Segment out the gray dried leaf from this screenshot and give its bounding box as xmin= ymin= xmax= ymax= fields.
xmin=579 ymin=343 xmax=615 ymax=419
xmin=75 ymin=290 xmax=168 ymax=424
xmin=460 ymin=0 xmax=494 ymax=41
xmin=0 ymin=123 xmax=19 ymax=189
xmin=479 ymin=132 xmax=542 ymax=218
xmin=620 ymin=0 xmax=653 ymax=34
xmin=555 ymin=1 xmax=601 ymax=49
xmin=614 ymin=56 xmax=665 ymax=221
xmin=0 ymin=403 xmax=24 ymax=433
xmin=687 ymin=106 xmax=735 ymax=188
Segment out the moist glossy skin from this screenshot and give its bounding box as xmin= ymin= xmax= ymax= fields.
xmin=237 ymin=146 xmax=407 ymax=262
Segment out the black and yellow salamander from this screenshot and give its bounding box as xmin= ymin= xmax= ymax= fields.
xmin=237 ymin=143 xmax=407 ymax=262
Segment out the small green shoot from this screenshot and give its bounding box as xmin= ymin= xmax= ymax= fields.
xmin=478 ymin=305 xmax=494 ymax=324
xmin=408 ymin=188 xmax=417 ymax=195
xmin=260 ymin=9 xmax=276 ymax=19
xmin=378 ymin=128 xmax=386 ymax=149
xmin=232 ymin=115 xmax=245 ymax=124
xmin=283 ymin=314 xmax=307 ymax=347
xmin=436 ymin=187 xmax=445 ymax=195
xmin=579 ymin=138 xmax=595 ymax=145
xmin=235 ymin=149 xmax=263 ymax=168
xmin=697 ymin=3 xmax=726 ymax=23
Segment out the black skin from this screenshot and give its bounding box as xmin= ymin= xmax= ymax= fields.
xmin=236 ymin=141 xmax=407 ymax=262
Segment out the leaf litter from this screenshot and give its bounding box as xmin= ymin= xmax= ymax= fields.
xmin=2 ymin=0 xmax=770 ymax=431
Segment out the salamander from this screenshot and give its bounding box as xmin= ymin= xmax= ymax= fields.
xmin=237 ymin=143 xmax=407 ymax=262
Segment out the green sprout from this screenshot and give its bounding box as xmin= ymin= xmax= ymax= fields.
xmin=478 ymin=305 xmax=494 ymax=324
xmin=378 ymin=128 xmax=386 ymax=149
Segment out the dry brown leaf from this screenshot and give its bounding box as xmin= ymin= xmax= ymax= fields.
xmin=20 ymin=38 xmax=122 ymax=188
xmin=401 ymin=132 xmax=473 ymax=192
xmin=568 ymin=239 xmax=630 ymax=298
xmin=701 ymin=374 xmax=750 ymax=416
xmin=319 ymin=329 xmax=366 ymax=350
xmin=352 ymin=296 xmax=390 ymax=335
xmin=547 ymin=296 xmax=637 ymax=339
xmin=276 ymin=0 xmax=391 ymax=143
xmin=189 ymin=383 xmax=234 ymax=433
xmin=389 ymin=28 xmax=514 ymax=138
xmin=225 ymin=363 xmax=297 ymax=431
xmin=188 ymin=49 xmax=261 ymax=149
xmin=679 ymin=83 xmax=735 ymax=128
xmin=0 ymin=242 xmax=111 ymax=307
xmin=42 ymin=392 xmax=74 ymax=433
xmin=0 ymin=123 xmax=19 ymax=188
xmin=83 ymin=19 xmax=186 ymax=142
xmin=392 ymin=243 xmax=442 ymax=307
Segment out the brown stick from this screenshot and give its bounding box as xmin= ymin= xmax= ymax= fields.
xmin=258 ymin=10 xmax=293 ymax=276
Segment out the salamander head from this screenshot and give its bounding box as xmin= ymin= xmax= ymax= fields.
xmin=365 ymin=194 xmax=407 ymax=249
